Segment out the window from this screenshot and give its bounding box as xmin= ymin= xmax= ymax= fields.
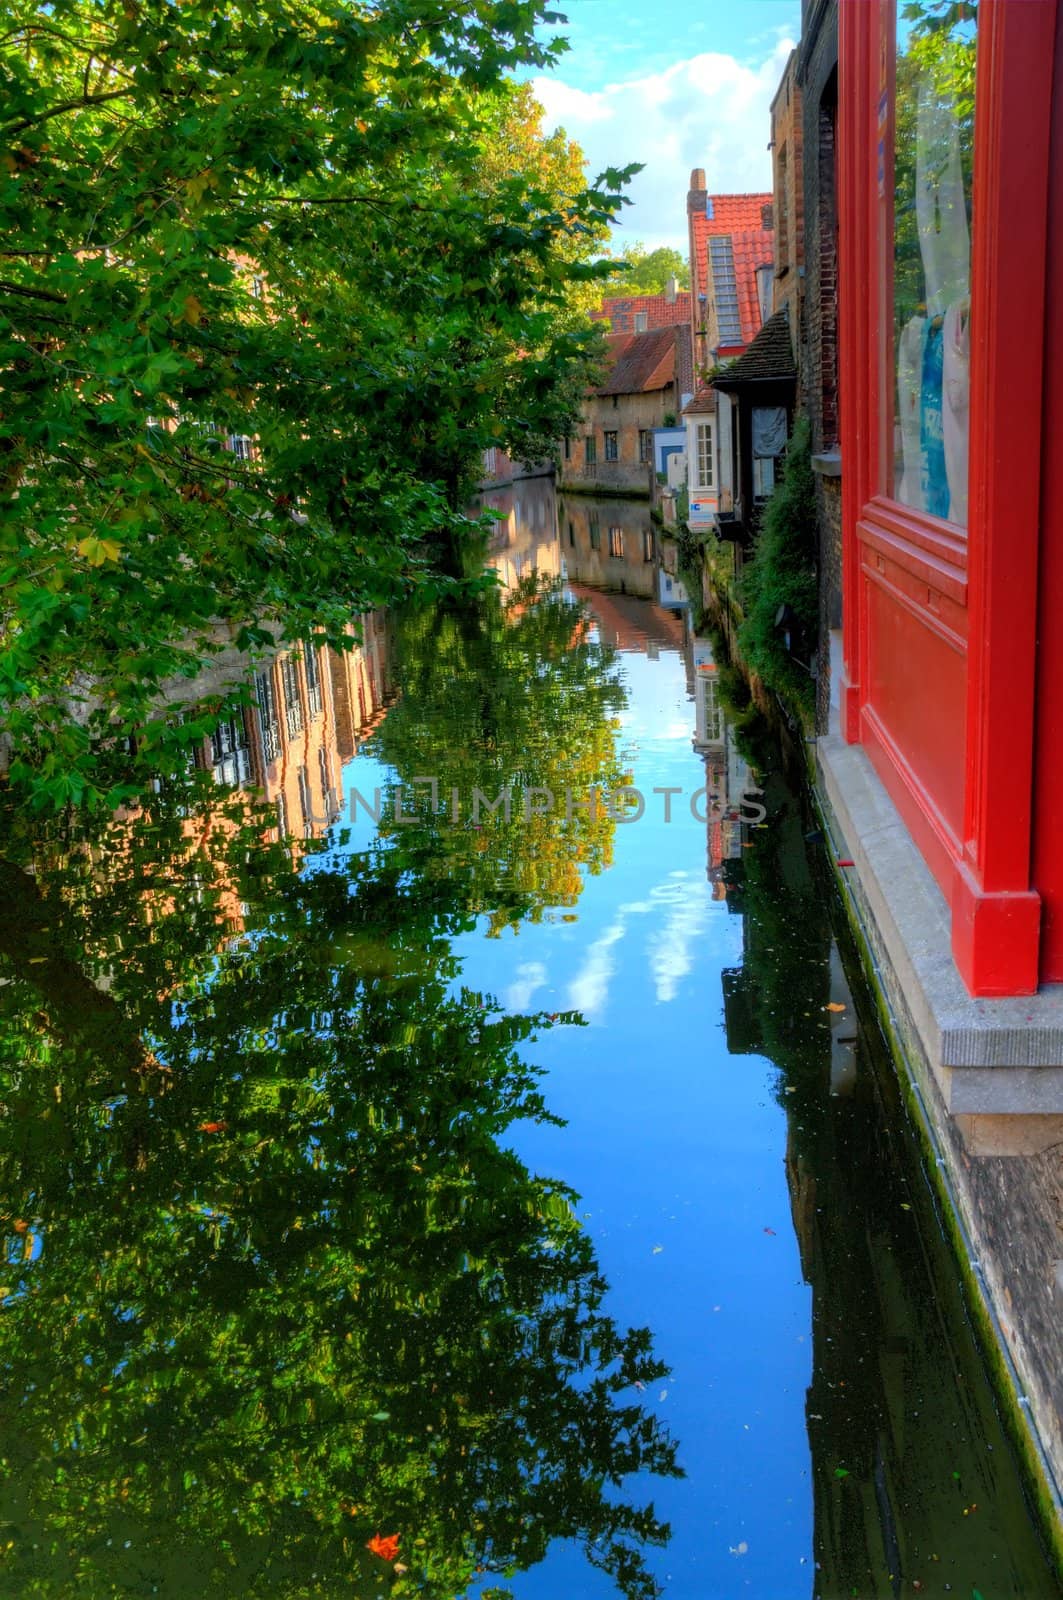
xmin=585 ymin=434 xmax=597 ymax=466
xmin=319 ymin=746 xmax=334 ymax=820
xmin=643 ymin=528 xmax=654 ymax=563
xmin=609 ymin=526 xmax=624 ymax=558
xmin=634 ymin=311 xmax=649 ymax=333
xmin=210 ymin=715 xmax=252 ymax=787
xmin=280 ymin=653 xmax=304 ymax=740
xmin=589 ymin=514 xmax=601 ymax=550
xmin=568 ymin=519 xmax=575 ymax=547
xmin=564 ymin=435 xmax=572 ymax=460
xmin=256 ymin=669 xmax=280 ymax=763
xmin=756 ymin=264 xmax=774 ymax=327
xmin=638 ymin=429 xmax=653 ymax=465
xmin=297 ymin=764 xmax=313 ymax=836
xmin=891 ymin=5 xmax=976 ymax=526
xmin=696 ymin=421 xmax=714 ymax=488
xmin=228 ymin=434 xmax=253 ymax=461
xmin=604 ymin=431 xmax=619 ymax=462
xmin=753 ymin=456 xmax=776 ymax=499
xmin=251 ymin=275 xmax=265 ymax=299
xmin=752 ymin=406 xmax=786 ymax=501
xmin=304 ymin=641 xmax=322 ymax=717
xmin=708 ymin=237 xmax=742 ymax=345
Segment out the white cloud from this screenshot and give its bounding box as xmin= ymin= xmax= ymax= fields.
xmin=505 ymin=960 xmax=549 ymax=1012
xmin=532 ymin=36 xmax=796 ymax=252
xmin=568 ymin=920 xmax=627 ymax=1020
xmin=646 ymin=873 xmax=711 ymax=1003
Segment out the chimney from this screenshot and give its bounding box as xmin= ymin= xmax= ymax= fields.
xmin=687 ymin=167 xmax=707 ymax=214
xmin=665 ymin=275 xmax=677 ymax=305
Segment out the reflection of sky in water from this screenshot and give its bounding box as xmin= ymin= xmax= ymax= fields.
xmin=342 ymin=633 xmax=815 ymax=1600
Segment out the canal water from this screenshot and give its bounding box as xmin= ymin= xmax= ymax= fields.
xmin=0 ymin=480 xmax=1058 ymax=1599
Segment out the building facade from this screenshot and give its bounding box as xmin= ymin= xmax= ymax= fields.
xmin=560 ymin=325 xmax=691 ymax=496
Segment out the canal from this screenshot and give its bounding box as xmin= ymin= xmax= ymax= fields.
xmin=0 ymin=480 xmax=1058 ymax=1599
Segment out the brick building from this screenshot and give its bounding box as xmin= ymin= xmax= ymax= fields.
xmin=682 ymin=181 xmax=775 ymax=531
xmin=770 ymin=53 xmax=805 ymax=330
xmin=685 ymin=175 xmax=774 ymax=378
xmin=795 ymin=0 xmax=841 ymax=729
xmin=590 ymin=287 xmax=692 ymax=335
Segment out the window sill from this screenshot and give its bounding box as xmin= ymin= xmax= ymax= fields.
xmin=812 ymin=449 xmax=842 ymax=478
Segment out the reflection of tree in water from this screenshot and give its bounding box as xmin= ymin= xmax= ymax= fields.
xmin=0 ymin=783 xmax=678 ymax=1599
xmin=371 ymin=577 xmax=628 ymax=934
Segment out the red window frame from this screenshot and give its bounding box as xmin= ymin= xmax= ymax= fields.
xmin=838 ymin=0 xmax=1057 ymax=994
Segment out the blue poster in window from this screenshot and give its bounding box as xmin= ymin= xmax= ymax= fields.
xmin=920 ymin=318 xmax=949 ymax=520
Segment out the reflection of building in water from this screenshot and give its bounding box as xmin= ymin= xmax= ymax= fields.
xmin=474 ymin=477 xmax=563 ymax=592
xmin=568 ymin=585 xmax=686 ymax=658
xmin=190 ymin=613 xmax=392 ymax=842
xmin=559 ymin=494 xmax=657 ymax=599
xmin=692 ymin=637 xmax=761 ymax=888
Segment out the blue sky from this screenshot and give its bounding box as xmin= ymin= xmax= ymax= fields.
xmin=527 ymin=0 xmax=801 ymax=252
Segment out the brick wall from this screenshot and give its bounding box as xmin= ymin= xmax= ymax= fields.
xmin=771 ymin=53 xmax=805 ymax=331
xmin=799 ymin=0 xmax=841 ymax=731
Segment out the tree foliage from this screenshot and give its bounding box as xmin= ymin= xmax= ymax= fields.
xmin=737 ymin=416 xmax=817 ymax=716
xmin=602 ymin=244 xmax=689 ymax=298
xmin=0 ymin=0 xmax=627 ymax=811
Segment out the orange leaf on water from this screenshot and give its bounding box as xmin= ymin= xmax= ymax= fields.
xmin=367 ymin=1533 xmax=400 ymax=1561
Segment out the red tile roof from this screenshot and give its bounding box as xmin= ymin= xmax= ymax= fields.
xmin=591 ymin=292 xmax=692 ymax=333
xmin=596 ymin=327 xmax=679 ymax=396
xmin=682 ymin=384 xmax=716 ymax=417
xmin=691 ymin=192 xmax=773 ymax=351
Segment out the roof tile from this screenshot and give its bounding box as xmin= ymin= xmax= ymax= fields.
xmin=691 ymin=192 xmax=773 ymax=350
xmin=595 ymin=326 xmax=682 ymax=396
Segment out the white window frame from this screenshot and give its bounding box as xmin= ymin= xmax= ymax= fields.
xmin=695 ymin=420 xmax=715 ymax=490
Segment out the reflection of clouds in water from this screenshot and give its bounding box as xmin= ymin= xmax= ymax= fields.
xmin=648 ymin=873 xmax=711 ymax=1003
xmin=568 ymin=922 xmax=628 ymax=1019
xmin=567 ymin=873 xmax=709 ymax=1019
xmin=506 ymin=961 xmax=548 ymax=1013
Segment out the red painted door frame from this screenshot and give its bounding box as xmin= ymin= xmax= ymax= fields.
xmin=838 ymin=0 xmax=1058 ymax=996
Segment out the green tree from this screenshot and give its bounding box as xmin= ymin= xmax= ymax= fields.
xmin=603 ymin=244 xmax=689 ymax=298
xmin=0 ymin=0 xmax=625 ymax=811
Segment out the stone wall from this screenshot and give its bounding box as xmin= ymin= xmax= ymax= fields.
xmin=559 ymin=389 xmax=670 ymax=496
xmin=817 ymin=730 xmax=1063 ymax=1529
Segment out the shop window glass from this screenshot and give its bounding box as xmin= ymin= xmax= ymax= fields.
xmin=892 ymin=1 xmax=977 ymax=527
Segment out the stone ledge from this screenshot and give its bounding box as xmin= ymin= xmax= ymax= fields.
xmin=816 ymin=729 xmax=1063 ymax=1114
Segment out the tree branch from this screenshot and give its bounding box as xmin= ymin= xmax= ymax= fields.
xmin=0 ymin=279 xmax=68 ymax=304
xmin=4 ymin=87 xmax=135 ymax=137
